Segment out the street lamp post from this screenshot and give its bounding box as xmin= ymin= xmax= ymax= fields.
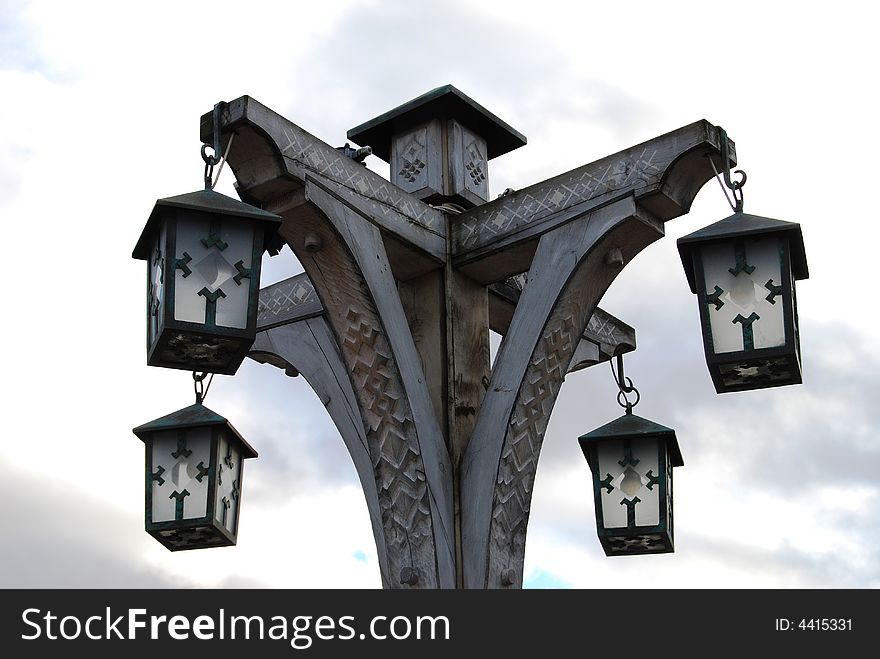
xmin=134 ymin=86 xmax=806 ymax=588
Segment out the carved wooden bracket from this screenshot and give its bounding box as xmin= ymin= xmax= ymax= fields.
xmin=202 ymin=95 xmax=729 ymax=588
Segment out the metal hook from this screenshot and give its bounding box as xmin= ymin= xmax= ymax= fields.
xmin=201 ymin=102 xmax=225 ymax=189
xmin=613 ymin=353 xmax=634 ymax=393
xmin=716 ymin=126 xmax=746 ymax=213
xmin=610 ymin=353 xmax=640 ymax=413
xmin=193 ymin=371 xmax=213 ymax=405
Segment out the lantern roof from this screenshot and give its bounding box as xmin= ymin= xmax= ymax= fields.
xmin=132 ymin=403 xmax=258 ymax=458
xmin=346 ymin=84 xmax=527 ymax=163
xmin=677 ymin=212 xmax=809 ymax=294
xmin=132 ymin=188 xmax=282 ymax=260
xmin=578 ymin=411 xmax=683 ymax=467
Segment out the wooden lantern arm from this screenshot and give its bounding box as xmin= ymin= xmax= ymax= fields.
xmin=201 ymin=97 xmax=731 ymax=588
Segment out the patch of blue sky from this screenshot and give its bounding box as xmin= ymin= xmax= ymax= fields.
xmin=523 ymin=568 xmax=572 ymax=589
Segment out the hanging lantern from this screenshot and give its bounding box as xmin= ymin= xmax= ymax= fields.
xmin=677 ymin=128 xmax=809 ymax=393
xmin=131 ymin=102 xmax=282 ymax=375
xmin=132 ymin=395 xmax=257 ymax=551
xmin=578 ymin=356 xmax=684 ymax=556
xmin=678 ymin=213 xmax=808 ymax=393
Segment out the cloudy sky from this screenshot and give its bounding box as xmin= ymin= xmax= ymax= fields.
xmin=2 ymin=0 xmax=878 ymax=589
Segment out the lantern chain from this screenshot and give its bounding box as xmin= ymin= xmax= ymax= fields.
xmin=610 ymin=353 xmax=640 ymax=414
xmin=201 ymin=101 xmax=235 ymax=190
xmin=193 ymin=371 xmax=214 ymax=405
xmin=709 ymin=126 xmax=747 ymax=213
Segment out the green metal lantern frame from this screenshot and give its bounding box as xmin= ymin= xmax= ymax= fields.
xmin=132 ymin=189 xmax=282 ymax=375
xmin=133 ymin=403 xmax=258 ymax=552
xmin=579 ymin=411 xmax=684 ymax=556
xmin=678 ymin=212 xmax=809 ymax=393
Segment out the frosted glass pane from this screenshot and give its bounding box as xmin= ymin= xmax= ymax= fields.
xmin=701 ymin=237 xmax=785 ymax=354
xmin=193 ymin=252 xmax=238 ymax=293
xmin=173 ymin=216 xmax=252 ymax=329
xmin=597 ymin=437 xmax=660 ymax=529
xmin=214 ymin=434 xmax=242 ymax=535
xmin=150 ymin=428 xmax=212 ymax=522
xmin=174 ymin=217 xmax=210 ymax=324
xmin=213 ymin=220 xmax=252 ymax=330
xmin=148 ymin=230 xmax=164 ymax=345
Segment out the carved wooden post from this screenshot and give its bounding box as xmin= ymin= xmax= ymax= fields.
xmin=200 ymin=87 xmax=732 ymax=588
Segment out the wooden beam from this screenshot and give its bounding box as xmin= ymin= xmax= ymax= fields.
xmin=208 ymin=95 xmax=737 ymax=590
xmin=257 ymin=271 xmax=635 ymax=372
xmin=282 ymin=181 xmax=456 ymax=588
xmin=489 ymin=274 xmax=636 ymax=371
xmin=461 ymin=197 xmax=665 ymax=588
xmin=397 ymin=270 xmax=447 ymax=437
xmin=256 ymin=272 xmax=322 ymax=331
xmin=452 ymin=120 xmax=733 ymax=282
xmin=200 ymin=96 xmax=448 ymax=279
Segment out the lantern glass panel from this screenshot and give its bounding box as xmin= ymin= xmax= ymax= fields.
xmin=214 ymin=433 xmax=242 ymax=535
xmin=701 ymin=236 xmax=786 ymax=354
xmin=149 ymin=427 xmax=212 ymax=523
xmin=173 ymin=215 xmax=254 ymax=330
xmin=579 ymin=412 xmax=682 ymax=556
xmin=596 ymin=438 xmax=661 ymax=529
xmin=135 ymin=403 xmax=259 ymax=551
xmin=148 ymin=228 xmax=165 ymax=348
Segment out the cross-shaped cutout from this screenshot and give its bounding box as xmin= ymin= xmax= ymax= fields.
xmin=728 ymin=242 xmax=755 ymax=276
xmin=764 ymin=279 xmax=783 ymax=304
xmin=201 ymin=231 xmax=228 ymax=251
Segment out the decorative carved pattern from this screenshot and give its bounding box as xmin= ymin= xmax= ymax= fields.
xmin=503 ymin=272 xmax=635 ymax=353
xmin=718 ymin=357 xmax=794 ymax=388
xmin=465 ymin=140 xmax=486 ymax=185
xmin=585 ymin=313 xmax=631 ymax=351
xmin=399 ymin=160 xmax=426 ymax=183
xmin=258 ymin=272 xmax=635 ymax=365
xmin=488 ymin=261 xmax=599 ymax=585
xmin=455 ymin=147 xmax=662 ymax=251
xmin=505 ymin=273 xmax=528 ymax=291
xmin=158 ymin=526 xmax=227 ymax=549
xmin=397 ymin=134 xmax=427 ymax=183
xmin=606 ymin=533 xmax=665 ymax=554
xmin=257 ymin=274 xmax=319 ymax=326
xmin=205 ymin=99 xmax=726 ymax=587
xmin=158 ymin=334 xmax=241 ymax=370
xmin=293 ymin=215 xmax=438 ymax=588
xmin=279 ymin=126 xmax=445 ymax=236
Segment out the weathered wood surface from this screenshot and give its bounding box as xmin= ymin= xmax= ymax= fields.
xmin=452 ymin=120 xmax=732 ymax=283
xmin=489 ymin=274 xmax=636 ymax=371
xmin=461 ymin=197 xmax=664 ymax=588
xmin=249 ymin=321 xmax=392 ymax=587
xmin=443 ymin=266 xmax=491 ymax=587
xmin=204 ymin=100 xmax=730 ymax=286
xmin=257 ymin=271 xmax=635 ymax=370
xmin=256 ymin=273 xmax=322 ymax=330
xmin=201 ymin=97 xmax=447 ymax=280
xmin=279 ymin=178 xmax=455 ymax=588
xmin=397 ymin=270 xmax=447 ymax=432
xmin=204 ymin=97 xmax=731 ymax=588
